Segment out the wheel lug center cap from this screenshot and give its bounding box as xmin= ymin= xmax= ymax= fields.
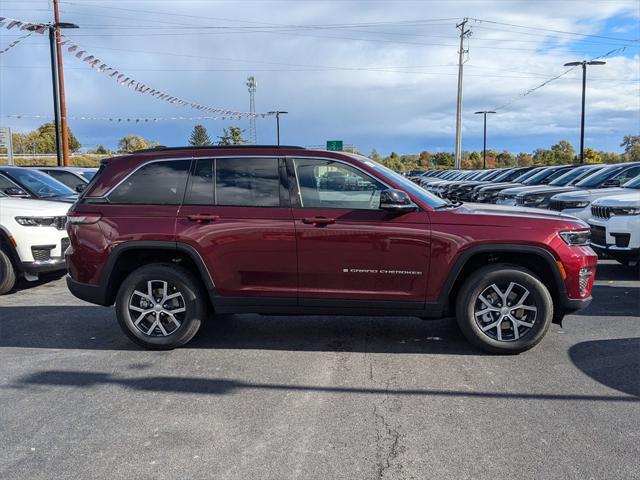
xmin=154 ymin=304 xmax=162 ymax=311
xmin=500 ymin=307 xmax=509 ymax=315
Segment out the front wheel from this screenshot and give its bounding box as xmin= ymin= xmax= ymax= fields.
xmin=455 ymin=265 xmax=553 ymax=354
xmin=115 ymin=264 xmax=206 ymax=349
xmin=0 ymin=249 xmax=16 ymax=295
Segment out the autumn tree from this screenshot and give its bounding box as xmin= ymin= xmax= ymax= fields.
xmin=118 ymin=135 xmax=156 ymax=153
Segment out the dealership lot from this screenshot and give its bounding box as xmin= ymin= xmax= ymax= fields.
xmin=0 ymin=260 xmax=638 ymax=480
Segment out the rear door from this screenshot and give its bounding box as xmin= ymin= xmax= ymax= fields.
xmin=289 ymin=156 xmax=430 ymax=307
xmin=176 ymin=156 xmax=297 ymax=300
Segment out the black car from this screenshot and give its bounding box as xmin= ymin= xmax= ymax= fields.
xmin=0 ymin=166 xmax=77 ymax=203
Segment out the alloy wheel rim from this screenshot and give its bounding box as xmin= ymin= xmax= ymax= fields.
xmin=473 ymin=281 xmax=537 ymax=342
xmin=128 ymin=280 xmax=186 ymax=337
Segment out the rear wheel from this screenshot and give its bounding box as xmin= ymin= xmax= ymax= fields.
xmin=0 ymin=249 xmax=16 ymax=295
xmin=115 ymin=264 xmax=206 ymax=349
xmin=455 ymin=265 xmax=553 ymax=354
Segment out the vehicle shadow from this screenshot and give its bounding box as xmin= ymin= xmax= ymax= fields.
xmin=594 ymin=261 xmax=639 ymax=282
xmin=10 ymin=271 xmax=66 ymax=294
xmin=576 ymin=285 xmax=639 ymax=317
xmin=0 ymin=305 xmax=479 ymax=355
xmin=569 ymin=337 xmax=639 ymax=397
xmin=11 ymin=369 xmax=638 ymax=402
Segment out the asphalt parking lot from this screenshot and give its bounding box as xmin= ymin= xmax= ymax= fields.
xmin=0 ymin=260 xmax=638 ymax=480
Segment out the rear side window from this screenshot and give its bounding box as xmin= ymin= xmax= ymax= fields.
xmin=108 ymin=160 xmax=190 ymax=205
xmin=215 ymin=157 xmax=280 ymax=207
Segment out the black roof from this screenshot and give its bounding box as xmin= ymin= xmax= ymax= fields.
xmin=135 ymin=144 xmax=305 ymax=153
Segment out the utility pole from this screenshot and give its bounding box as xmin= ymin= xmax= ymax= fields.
xmin=564 ymin=60 xmax=606 ymax=163
xmin=268 ymin=111 xmax=288 ymax=145
xmin=52 ymin=0 xmax=79 ymax=166
xmin=47 ymin=24 xmax=62 ymax=166
xmin=246 ymin=76 xmax=257 ymax=144
xmin=474 ymin=110 xmax=495 ymax=169
xmin=454 ymin=18 xmax=471 ymax=169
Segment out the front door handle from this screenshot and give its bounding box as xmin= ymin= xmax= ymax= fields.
xmin=302 ymin=216 xmax=335 ymax=226
xmin=187 ymin=214 xmax=219 ymax=223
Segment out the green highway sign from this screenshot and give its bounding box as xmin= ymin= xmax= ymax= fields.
xmin=326 ymin=140 xmax=343 ymax=151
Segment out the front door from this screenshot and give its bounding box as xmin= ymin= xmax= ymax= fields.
xmin=176 ymin=157 xmax=297 ymax=300
xmin=289 ymin=157 xmax=430 ymax=307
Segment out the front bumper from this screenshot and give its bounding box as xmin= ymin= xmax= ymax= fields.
xmin=21 ymin=257 xmax=66 ymax=275
xmin=590 ymin=243 xmax=640 ymax=264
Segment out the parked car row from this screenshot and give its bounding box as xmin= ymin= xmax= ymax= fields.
xmin=411 ymin=162 xmax=640 ymax=266
xmin=0 ymin=166 xmax=97 ymax=294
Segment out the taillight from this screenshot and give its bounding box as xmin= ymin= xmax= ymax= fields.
xmin=67 ymin=213 xmax=102 ymax=224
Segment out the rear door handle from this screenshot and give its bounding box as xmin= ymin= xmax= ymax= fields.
xmin=302 ymin=216 xmax=335 ymax=226
xmin=187 ymin=214 xmax=219 ymax=223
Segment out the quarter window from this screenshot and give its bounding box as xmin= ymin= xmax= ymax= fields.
xmin=108 ymin=160 xmax=190 ymax=205
xmin=293 ymin=158 xmax=384 ymax=209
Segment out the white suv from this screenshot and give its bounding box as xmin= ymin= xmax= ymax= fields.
xmin=0 ymin=193 xmax=70 ymax=294
xmin=588 ymin=177 xmax=640 ymax=266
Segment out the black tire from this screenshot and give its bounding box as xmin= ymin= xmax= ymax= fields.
xmin=115 ymin=263 xmax=206 ymax=349
xmin=455 ymin=264 xmax=553 ymax=354
xmin=0 ymin=249 xmax=17 ymax=295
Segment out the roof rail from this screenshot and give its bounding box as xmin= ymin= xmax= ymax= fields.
xmin=135 ymin=145 xmax=306 ymax=153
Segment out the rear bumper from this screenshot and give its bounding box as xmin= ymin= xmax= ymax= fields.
xmin=66 ymin=275 xmax=111 ymax=306
xmin=21 ymin=258 xmax=66 ymax=275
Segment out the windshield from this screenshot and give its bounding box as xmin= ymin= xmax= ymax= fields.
xmin=623 ymin=175 xmax=640 ymax=189
xmin=349 ymin=154 xmax=449 ymax=208
xmin=522 ymin=167 xmax=568 ymax=185
xmin=6 ymin=168 xmax=74 ymax=197
xmin=511 ymin=167 xmax=543 ymax=183
xmin=549 ymin=166 xmax=597 ymax=186
xmin=575 ymin=165 xmax=624 ymax=188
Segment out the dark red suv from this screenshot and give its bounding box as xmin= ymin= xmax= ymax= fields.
xmin=66 ymin=146 xmax=597 ymax=353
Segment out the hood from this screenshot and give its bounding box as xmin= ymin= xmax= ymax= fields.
xmin=498 ymin=185 xmax=547 ymax=197
xmin=592 ymin=191 xmax=640 ymax=207
xmin=0 ymin=196 xmax=71 ymax=217
xmin=448 ymin=203 xmax=589 ymax=228
xmin=517 ymin=185 xmax=576 ymax=197
xmin=552 ymin=187 xmax=627 ymax=202
xmin=476 ymin=182 xmax=520 ymax=192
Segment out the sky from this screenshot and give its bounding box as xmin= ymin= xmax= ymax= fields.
xmin=0 ymin=0 xmax=639 ymax=156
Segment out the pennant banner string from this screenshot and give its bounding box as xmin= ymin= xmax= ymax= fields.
xmin=0 ymin=32 xmax=34 ymax=55
xmin=61 ymin=34 xmax=273 ymax=119
xmin=2 ymin=113 xmax=270 ymax=122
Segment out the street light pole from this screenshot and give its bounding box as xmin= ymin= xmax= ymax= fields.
xmin=564 ymin=60 xmax=606 ymax=163
xmin=474 ymin=110 xmax=495 ymax=169
xmin=268 ymin=111 xmax=288 ymax=145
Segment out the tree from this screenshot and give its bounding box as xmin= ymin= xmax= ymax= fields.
xmin=582 ymin=147 xmax=601 ymax=164
xmin=94 ymin=145 xmax=109 ymax=154
xmin=217 ymin=126 xmax=245 ymax=146
xmin=417 ymin=150 xmax=431 ymax=169
xmin=118 ymin=135 xmax=151 ymax=153
xmin=369 ymin=149 xmax=382 ymax=162
xmin=550 ymin=140 xmax=576 ymax=164
xmin=189 ymin=125 xmax=212 ymax=147
xmin=431 ymin=151 xmax=454 ymax=168
xmin=464 ymin=151 xmax=483 ymax=169
xmin=516 ymin=152 xmax=533 ymax=167
xmin=496 ymin=150 xmax=515 ymax=167
xmin=532 ymin=148 xmax=555 ymax=165
xmin=382 ymin=152 xmax=403 ymax=171
xmin=621 ymin=135 xmax=640 ymax=161
xmin=11 ymin=122 xmax=80 ymax=154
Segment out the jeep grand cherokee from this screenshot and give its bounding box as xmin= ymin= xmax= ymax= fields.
xmin=66 ymin=146 xmax=597 ymax=354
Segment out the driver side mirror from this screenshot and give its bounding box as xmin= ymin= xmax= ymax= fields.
xmin=4 ymin=187 xmax=29 ymax=197
xmin=379 ymin=189 xmax=417 ymax=213
xmin=75 ymin=183 xmax=87 ymax=193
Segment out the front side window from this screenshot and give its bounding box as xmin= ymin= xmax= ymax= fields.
xmin=6 ymin=168 xmax=74 ymax=198
xmin=216 ymin=157 xmax=280 ymax=207
xmin=613 ymin=166 xmax=640 ymax=184
xmin=45 ymin=170 xmax=84 ymax=189
xmin=109 ymin=160 xmax=190 ymax=205
xmin=293 ymin=158 xmax=384 ymax=209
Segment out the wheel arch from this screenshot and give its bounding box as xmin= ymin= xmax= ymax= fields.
xmin=439 ymin=244 xmax=566 ymax=322
xmin=101 ymin=241 xmax=216 ymax=306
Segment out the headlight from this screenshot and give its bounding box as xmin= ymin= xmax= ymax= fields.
xmin=610 ymin=207 xmax=640 ymax=216
xmin=559 ymin=230 xmax=590 ymax=246
xmin=522 ymin=194 xmax=545 ymax=205
xmin=563 ymin=200 xmax=590 ymax=209
xmin=15 ymin=216 xmax=58 ymax=227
